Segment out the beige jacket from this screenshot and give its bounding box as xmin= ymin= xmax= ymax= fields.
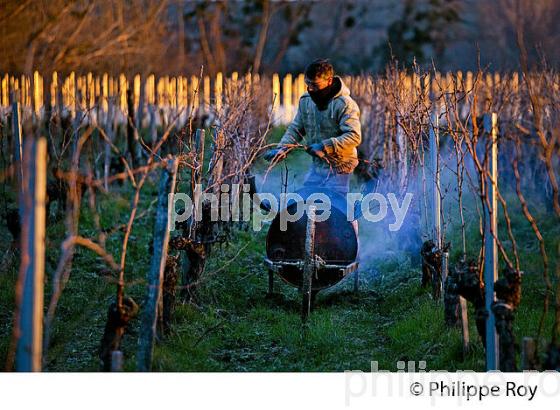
xmin=278 ymin=76 xmax=361 ymax=174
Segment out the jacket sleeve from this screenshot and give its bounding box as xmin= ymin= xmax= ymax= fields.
xmin=322 ymin=98 xmax=361 ymax=154
xmin=278 ymin=99 xmax=306 ymax=146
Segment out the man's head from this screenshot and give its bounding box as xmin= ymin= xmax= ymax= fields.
xmin=304 ymin=59 xmax=334 ymax=92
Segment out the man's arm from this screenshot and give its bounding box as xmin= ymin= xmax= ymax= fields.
xmin=322 ymin=98 xmax=361 ymax=154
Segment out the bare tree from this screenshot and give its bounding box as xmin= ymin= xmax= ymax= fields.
xmin=0 ymin=0 xmax=169 ymax=75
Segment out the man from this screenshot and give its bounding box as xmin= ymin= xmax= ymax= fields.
xmin=263 ymin=59 xmax=361 ymax=197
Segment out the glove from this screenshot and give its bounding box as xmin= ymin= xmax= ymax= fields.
xmin=306 ymin=142 xmax=326 ymax=159
xmin=263 ymin=146 xmax=288 ymax=162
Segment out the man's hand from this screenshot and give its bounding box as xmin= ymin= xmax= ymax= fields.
xmin=263 ymin=146 xmax=288 ymax=162
xmin=306 ymin=142 xmax=326 ymax=159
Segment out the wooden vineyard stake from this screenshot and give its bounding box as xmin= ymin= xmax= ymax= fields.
xmin=484 ymin=113 xmax=499 ymax=371
xmin=429 ymin=111 xmax=443 ymax=301
xmin=430 ymin=111 xmax=441 ymax=250
xmin=301 ymin=206 xmax=316 ymax=324
xmin=137 ymin=158 xmax=179 ymax=371
xmin=12 ymin=95 xmax=23 ymax=187
xmin=215 ymin=72 xmax=223 ymax=113
xmin=521 ymin=337 xmax=536 ymax=370
xmin=460 ymin=296 xmax=470 ymax=356
xmin=272 ymin=73 xmax=280 ymax=124
xmin=15 ymin=137 xmax=47 ymax=371
xmin=442 ymin=249 xmax=449 ymax=293
xmin=283 ymin=73 xmax=293 ymax=123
